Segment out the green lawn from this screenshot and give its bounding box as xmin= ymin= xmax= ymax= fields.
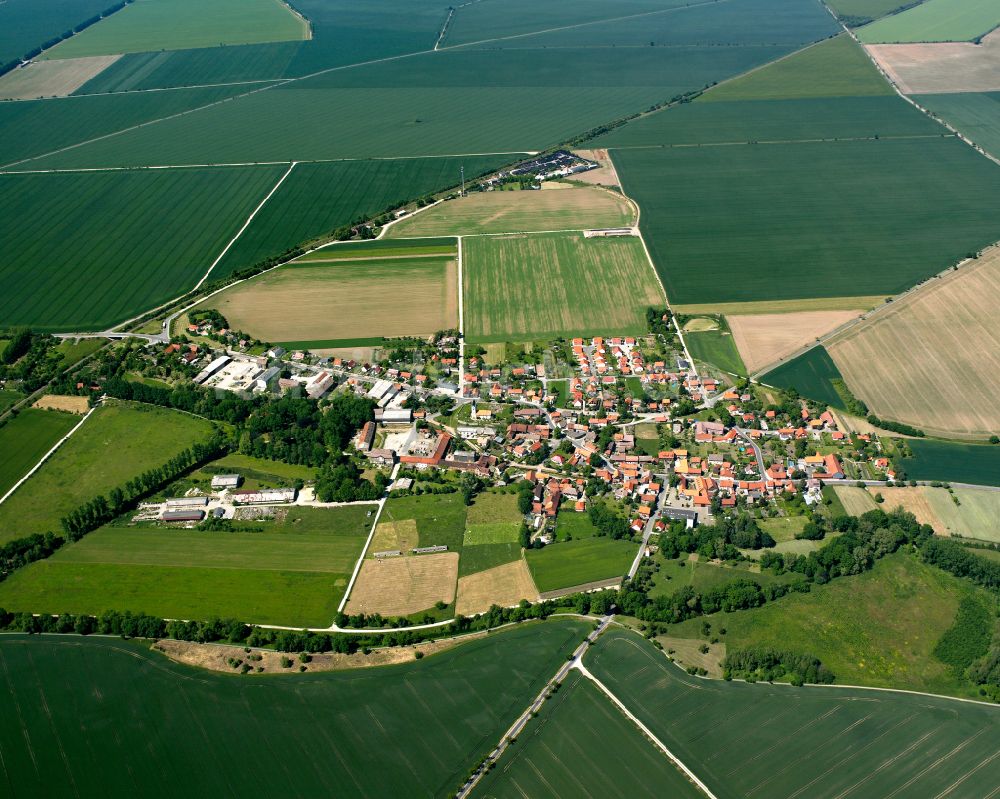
xmin=758 ymin=515 xmax=807 ymax=541
xmin=669 ymin=553 xmax=985 ymax=696
xmin=612 ymin=136 xmax=1000 ymax=306
xmin=685 ymin=327 xmax=746 ymax=376
xmin=554 ymin=512 xmax=600 ymax=541
xmin=45 ymin=0 xmax=308 ymax=59
xmin=463 ymin=232 xmax=663 ymax=344
xmin=381 ymin=492 xmax=468 ymax=553
xmin=705 ymin=35 xmax=893 ymax=102
xmin=0 ymin=408 xmax=79 ymax=500
xmin=476 ymin=670 xmax=702 ymax=798
xmin=0 ymin=402 xmax=214 ymax=544
xmin=857 ymin=0 xmax=1000 ymax=43
xmin=0 ymin=506 xmax=371 ymax=626
xmin=0 ymin=166 xmax=286 ymax=331
xmin=526 ymin=536 xmax=636 ymax=593
xmin=0 ymin=388 xmax=24 ymax=412
xmin=0 ymin=619 xmax=590 ymax=796
xmin=585 ymin=628 xmax=1000 ymax=799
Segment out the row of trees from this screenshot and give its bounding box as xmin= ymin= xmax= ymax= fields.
xmin=61 ymin=435 xmax=229 ymax=539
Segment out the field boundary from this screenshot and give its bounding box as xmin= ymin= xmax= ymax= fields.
xmin=538 ymin=576 xmax=623 ymax=600
xmin=0 ymin=405 xmax=97 ymax=507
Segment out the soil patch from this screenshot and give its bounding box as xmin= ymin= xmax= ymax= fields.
xmin=866 ymin=31 xmax=1000 ymax=94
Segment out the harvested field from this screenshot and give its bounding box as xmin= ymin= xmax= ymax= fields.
xmin=0 ymin=55 xmax=120 ymax=99
xmin=463 ymin=232 xmax=663 ymax=343
xmin=369 ymin=519 xmax=419 ymax=555
xmin=206 ymin=256 xmax=457 ymax=344
xmin=828 ymin=249 xmax=1000 ymax=438
xmin=386 ymin=184 xmax=634 ymax=237
xmin=876 ymin=486 xmax=943 ymax=528
xmin=32 ymin=394 xmax=89 ymax=414
xmin=455 ymin=559 xmax=538 ymax=616
xmin=345 ymin=551 xmax=458 ymax=616
xmin=834 ymin=485 xmax=878 ymax=515
xmin=673 ymin=296 xmax=885 ymax=316
xmin=568 ymin=148 xmax=621 ymax=187
xmin=867 ymin=30 xmax=1000 ymax=94
xmin=729 ymin=309 xmax=863 ymax=374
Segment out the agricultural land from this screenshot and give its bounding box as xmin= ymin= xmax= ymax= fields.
xmin=866 ymin=30 xmax=1000 ymax=94
xmin=729 ymin=308 xmax=863 ymax=375
xmin=857 ymin=0 xmax=1000 ymax=44
xmin=587 ymin=628 xmax=1000 ymax=799
xmin=920 ymin=89 xmax=1000 ymax=161
xmin=0 ymin=620 xmax=590 ymax=796
xmin=463 ymin=232 xmax=663 ymax=343
xmin=0 ymin=408 xmax=79 ymax=498
xmin=827 ymin=248 xmax=1000 ymax=438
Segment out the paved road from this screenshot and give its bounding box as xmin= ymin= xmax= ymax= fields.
xmin=735 ymin=426 xmax=768 ymax=481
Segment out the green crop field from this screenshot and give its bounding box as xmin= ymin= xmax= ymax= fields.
xmin=0 ymin=165 xmax=286 ymax=331
xmin=761 ymin=345 xmax=846 ymax=408
xmin=611 ymin=137 xmax=1000 ymax=306
xmin=215 ymin=157 xmax=504 ymax=277
xmin=0 ymin=0 xmax=113 ymax=64
xmin=386 ymin=184 xmax=634 ymax=238
xmin=0 ymin=619 xmax=589 ymax=796
xmin=44 ymin=0 xmax=308 ymax=60
xmin=0 ymin=506 xmax=370 ymax=626
xmin=920 ymin=92 xmax=1000 ymax=162
xmin=0 ymin=409 xmax=79 ymax=499
xmin=586 ymin=627 xmax=1000 ymax=799
xmin=0 ymin=83 xmax=261 ymax=167
xmin=901 ymin=439 xmax=1000 ymax=486
xmin=705 ymin=35 xmax=894 ymax=102
xmin=670 ymin=553 xmax=987 ymax=696
xmin=825 ymin=0 xmax=916 ymax=25
xmin=857 ymin=0 xmax=1000 ymax=43
xmin=685 ymin=326 xmax=746 ymax=376
xmin=463 ymin=232 xmax=663 ymax=344
xmin=477 ymin=670 xmax=702 ymax=798
xmin=526 ymin=536 xmax=636 ymax=593
xmin=0 ymin=402 xmax=214 ymax=545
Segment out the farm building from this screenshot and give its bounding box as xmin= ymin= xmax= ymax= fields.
xmin=161 ymin=509 xmax=206 ymax=522
xmin=211 ymin=474 xmax=241 ymax=489
xmin=193 ymin=356 xmax=231 ymax=384
xmin=229 ymin=488 xmax=297 ymax=504
xmin=165 ymin=496 xmax=209 ymax=508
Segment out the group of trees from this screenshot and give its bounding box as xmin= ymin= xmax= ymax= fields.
xmin=724 ymin=646 xmax=834 ymax=685
xmin=658 ymin=514 xmax=774 ymax=562
xmin=315 ymin=459 xmax=385 ymax=502
xmin=0 ymin=533 xmax=63 ymax=583
xmin=588 ymin=501 xmax=631 ymax=539
xmin=921 ymin=537 xmax=1000 ymax=591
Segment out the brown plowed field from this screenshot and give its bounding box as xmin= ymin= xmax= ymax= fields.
xmin=344 ymin=552 xmax=458 ymax=616
xmin=729 ymin=309 xmax=862 ymax=374
xmin=828 ymin=249 xmax=1000 ymax=438
xmin=866 ymin=31 xmax=1000 ymax=94
xmin=455 ymin=558 xmax=538 ymax=616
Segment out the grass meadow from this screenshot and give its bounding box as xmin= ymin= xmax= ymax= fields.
xmin=0 ymin=620 xmax=590 ymax=796
xmin=0 ymin=409 xmax=78 ymax=498
xmin=925 ymin=487 xmax=1000 ymax=543
xmin=476 ymin=670 xmax=702 ymax=798
xmin=586 ymin=627 xmax=1000 ymax=799
xmin=386 ymin=185 xmax=634 ymax=238
xmin=857 ymin=0 xmax=1000 ymax=43
xmin=216 ymin=157 xmax=504 ymax=277
xmin=670 ymin=553 xmax=984 ymax=696
xmin=296 ymin=237 xmax=457 ymax=261
xmin=0 ymin=402 xmax=214 ymax=544
xmin=0 ymin=165 xmax=286 ymax=331
xmin=44 ymin=0 xmax=308 ymax=59
xmin=526 ymin=536 xmax=636 ymax=593
xmin=463 ymin=232 xmax=663 ymax=343
xmin=0 ymin=506 xmax=371 ymax=625
xmin=684 ymin=325 xmax=747 ymax=376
